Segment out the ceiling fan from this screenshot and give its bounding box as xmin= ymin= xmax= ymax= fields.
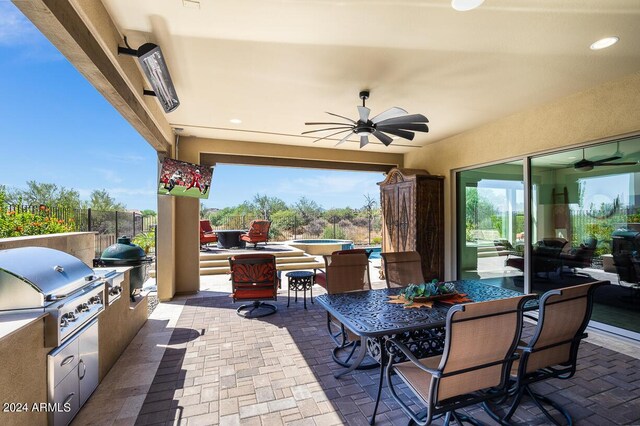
xmin=302 ymin=90 xmax=429 ymax=148
xmin=573 ymin=144 xmax=638 ymax=171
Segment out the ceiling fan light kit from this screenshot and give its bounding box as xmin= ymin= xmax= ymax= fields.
xmin=451 ymin=0 xmax=485 ymax=12
xmin=303 ymin=90 xmax=429 ymax=148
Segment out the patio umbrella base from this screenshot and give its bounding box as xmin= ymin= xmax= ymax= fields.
xmin=236 ymin=301 xmax=277 ymax=318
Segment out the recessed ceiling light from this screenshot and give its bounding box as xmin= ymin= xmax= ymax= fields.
xmin=590 ymin=36 xmax=619 ymax=50
xmin=229 ymin=118 xmax=242 ymax=124
xmin=182 ymin=0 xmax=200 ymax=9
xmin=451 ymin=0 xmax=485 ymax=11
xmin=568 ymin=156 xmax=576 ymax=160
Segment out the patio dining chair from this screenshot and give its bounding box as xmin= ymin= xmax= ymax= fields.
xmin=320 ymin=252 xmax=377 ymax=369
xmin=484 ymin=280 xmax=606 ymax=426
xmin=240 ymin=219 xmax=271 ymax=249
xmin=384 ymin=295 xmax=531 ymax=425
xmin=199 ymin=219 xmax=218 ymax=249
xmin=381 ymin=251 xmax=425 ymax=288
xmin=229 ymin=253 xmax=279 ymax=318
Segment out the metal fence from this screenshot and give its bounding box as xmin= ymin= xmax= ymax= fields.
xmin=5 ymin=204 xmax=157 ymax=256
xmin=207 ymin=214 xmax=382 ymax=245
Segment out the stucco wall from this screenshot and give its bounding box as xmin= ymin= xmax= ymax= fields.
xmin=404 ymin=72 xmax=640 ymax=279
xmin=0 ymin=232 xmax=96 ymax=266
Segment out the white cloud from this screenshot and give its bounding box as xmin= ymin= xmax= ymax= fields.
xmin=275 ymin=173 xmax=380 ymax=197
xmin=0 ymin=2 xmax=41 ymax=46
xmin=95 ymin=168 xmax=125 ymax=184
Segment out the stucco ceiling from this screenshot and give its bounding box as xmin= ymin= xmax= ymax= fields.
xmin=100 ymin=0 xmax=640 ymax=154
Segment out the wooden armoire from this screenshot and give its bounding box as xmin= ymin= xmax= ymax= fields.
xmin=379 ymin=168 xmax=444 ymax=281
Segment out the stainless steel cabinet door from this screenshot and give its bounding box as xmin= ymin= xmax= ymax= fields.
xmin=78 ymin=319 xmax=99 ymax=406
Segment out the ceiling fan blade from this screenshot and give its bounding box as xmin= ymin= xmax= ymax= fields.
xmin=335 ymin=132 xmax=353 ymax=146
xmin=302 ymin=126 xmax=353 ymax=135
xmin=373 ymin=130 xmax=393 ymax=146
xmin=371 ymin=107 xmax=408 ymax=124
xmin=593 ymin=155 xmax=622 ymax=165
xmin=360 ymin=135 xmax=370 ymax=148
xmin=305 ymin=121 xmax=356 ymax=126
xmin=597 ymin=162 xmax=639 ymax=166
xmin=373 ymin=127 xmax=414 ymax=141
xmin=325 ymin=111 xmax=356 ymax=123
xmin=376 ymin=113 xmax=428 ymax=126
xmin=378 ymin=122 xmax=429 ymax=133
xmin=357 ymin=106 xmax=370 ymax=122
xmin=310 ymin=129 xmax=351 ymax=143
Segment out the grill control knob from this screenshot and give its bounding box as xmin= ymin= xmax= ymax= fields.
xmin=60 ymin=317 xmax=68 ymax=328
xmin=77 ymin=303 xmax=90 ymax=312
xmin=67 ymin=312 xmax=77 ymax=322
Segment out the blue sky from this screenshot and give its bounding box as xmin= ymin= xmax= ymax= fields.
xmin=0 ymin=2 xmax=381 ymax=211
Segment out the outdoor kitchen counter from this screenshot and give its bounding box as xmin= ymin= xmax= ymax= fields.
xmin=0 ymin=311 xmax=48 ymax=341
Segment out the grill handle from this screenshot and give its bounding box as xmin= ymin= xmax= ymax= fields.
xmin=54 ymin=265 xmax=65 ymax=273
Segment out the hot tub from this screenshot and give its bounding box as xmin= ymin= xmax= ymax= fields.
xmin=288 ymin=239 xmax=354 ymax=255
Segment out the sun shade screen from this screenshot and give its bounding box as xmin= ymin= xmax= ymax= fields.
xmin=137 ymin=43 xmax=180 ymax=113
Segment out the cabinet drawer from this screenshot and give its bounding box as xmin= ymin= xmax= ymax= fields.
xmin=49 ymin=337 xmax=79 ymax=388
xmin=50 ymin=368 xmax=80 ymax=426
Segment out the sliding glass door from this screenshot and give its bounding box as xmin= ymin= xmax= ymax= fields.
xmin=530 ymin=137 xmax=640 ymax=335
xmin=457 ymin=161 xmax=524 ymax=289
xmin=457 ymin=136 xmax=640 ymax=337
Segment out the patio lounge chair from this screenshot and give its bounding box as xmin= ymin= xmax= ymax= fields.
xmin=381 ymin=251 xmax=425 ymax=288
xmin=385 ymin=295 xmax=530 ymax=425
xmin=240 ymin=220 xmax=271 ymax=249
xmin=229 ymin=253 xmax=279 ymax=318
xmin=199 ymin=219 xmax=218 ymax=249
xmin=484 ymin=281 xmax=606 ymax=425
xmin=320 ymin=252 xmax=377 ymax=369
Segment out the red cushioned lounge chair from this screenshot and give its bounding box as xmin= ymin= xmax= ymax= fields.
xmin=200 ymin=220 xmax=218 ymax=249
xmin=240 ymin=220 xmax=271 ymax=249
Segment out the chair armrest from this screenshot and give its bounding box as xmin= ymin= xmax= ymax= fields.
xmin=386 ymin=337 xmax=442 ymax=378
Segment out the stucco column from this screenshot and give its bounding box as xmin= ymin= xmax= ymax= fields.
xmin=156 ymin=194 xmax=176 ymax=301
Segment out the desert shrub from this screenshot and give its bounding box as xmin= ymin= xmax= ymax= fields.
xmin=322 ymin=225 xmax=346 ymax=240
xmin=305 ymin=219 xmax=328 ymax=236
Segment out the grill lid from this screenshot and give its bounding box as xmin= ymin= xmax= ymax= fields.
xmin=100 ymin=236 xmax=146 ymax=261
xmin=0 ymin=247 xmax=95 ymax=297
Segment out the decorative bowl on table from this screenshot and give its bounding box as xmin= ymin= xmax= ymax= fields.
xmin=399 ymin=281 xmax=457 ymax=305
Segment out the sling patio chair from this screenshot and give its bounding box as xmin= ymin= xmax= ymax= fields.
xmin=314 ymin=248 xmax=370 ymax=290
xmin=320 ymin=252 xmax=378 ymax=370
xmin=384 ymin=295 xmax=531 ymax=425
xmin=240 ymin=219 xmax=271 ymax=249
xmin=199 ymin=219 xmax=218 ymax=249
xmin=229 ymin=253 xmax=279 ymax=318
xmin=484 ymin=280 xmax=606 ymax=426
xmin=381 ymin=250 xmax=425 ymax=288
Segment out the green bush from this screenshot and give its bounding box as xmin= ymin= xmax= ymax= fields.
xmin=322 ymin=225 xmax=346 ymax=239
xmin=0 ymin=207 xmax=75 ymax=238
xmin=371 ymin=236 xmax=382 ymax=245
xmin=133 ymin=230 xmax=155 ymax=254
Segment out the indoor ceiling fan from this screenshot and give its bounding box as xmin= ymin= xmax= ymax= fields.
xmin=302 ymin=90 xmax=429 ymax=148
xmin=573 ymin=144 xmax=638 ymax=171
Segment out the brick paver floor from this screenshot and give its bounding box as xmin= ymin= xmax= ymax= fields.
xmin=127 ymin=295 xmax=640 ymax=425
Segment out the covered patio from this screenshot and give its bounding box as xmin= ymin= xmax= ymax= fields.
xmin=4 ymin=0 xmax=640 ymax=425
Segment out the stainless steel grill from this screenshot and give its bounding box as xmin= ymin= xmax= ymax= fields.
xmin=0 ymin=247 xmax=109 ymax=347
xmin=0 ymin=246 xmax=120 ymax=425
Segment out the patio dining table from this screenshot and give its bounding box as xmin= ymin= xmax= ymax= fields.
xmin=315 ymin=280 xmax=535 ymax=424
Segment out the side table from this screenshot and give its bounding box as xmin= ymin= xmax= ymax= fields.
xmin=286 ymin=271 xmax=314 ymax=309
